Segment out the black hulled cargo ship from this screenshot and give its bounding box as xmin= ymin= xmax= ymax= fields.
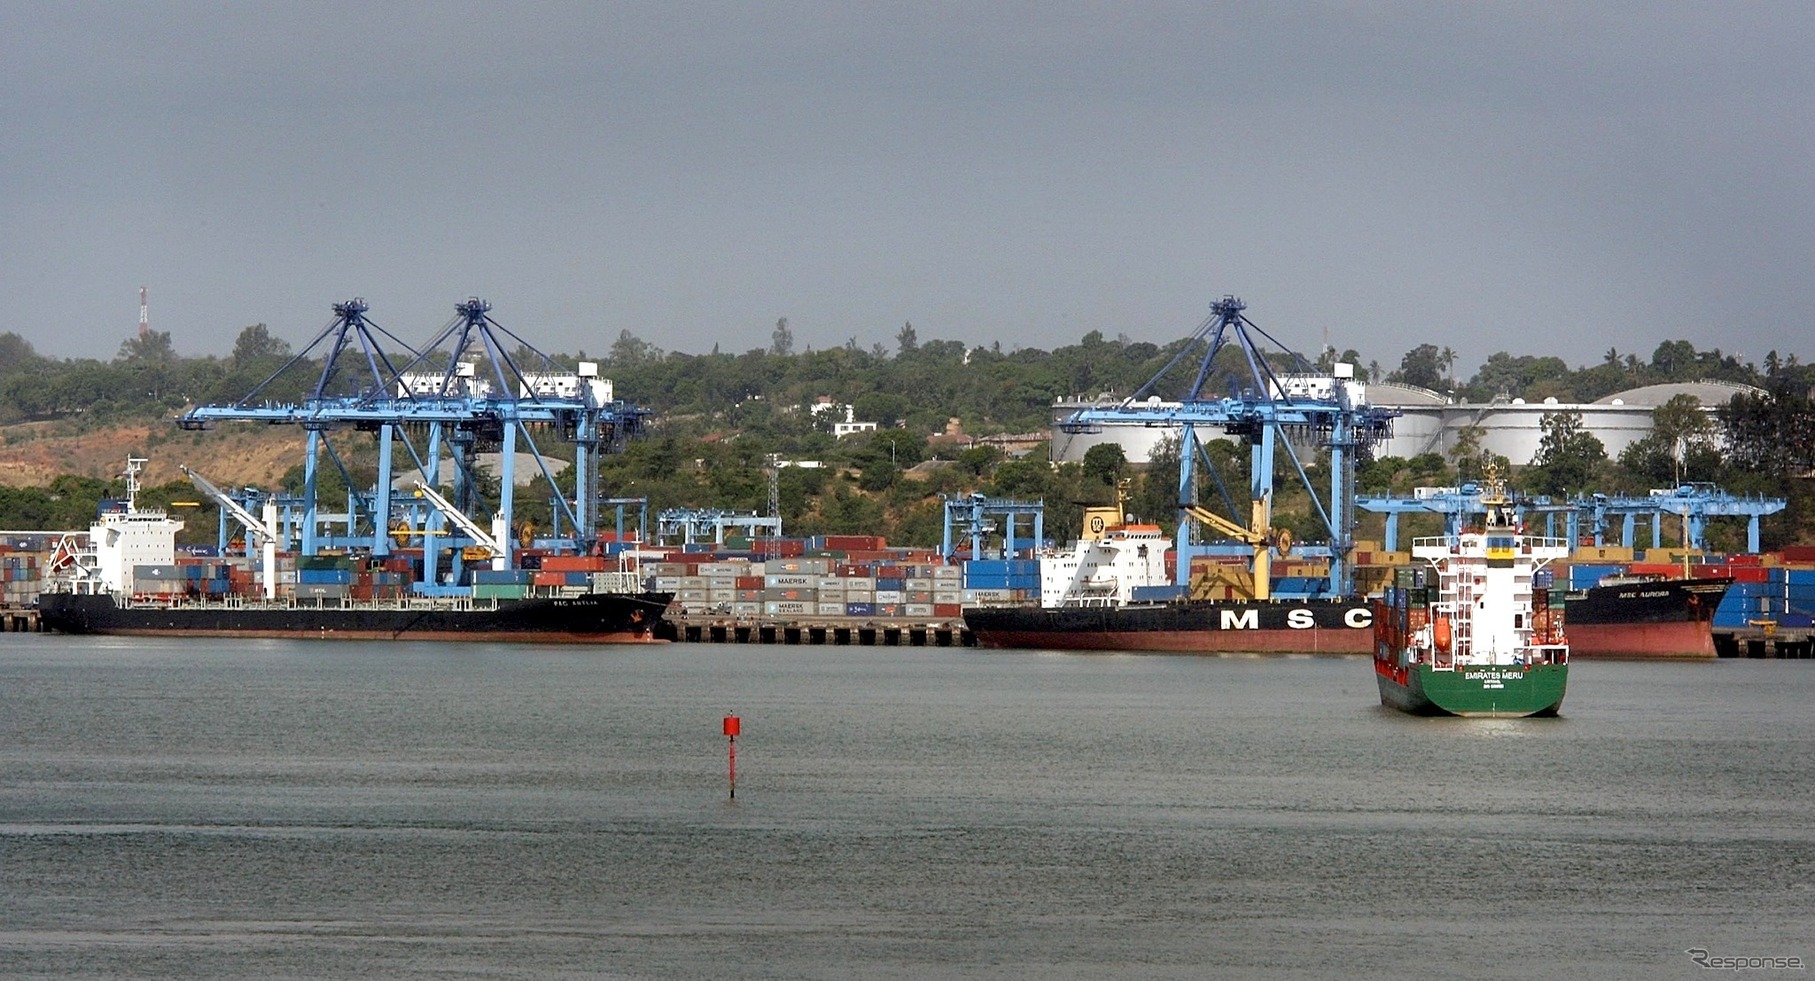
xmin=965 ymin=598 xmax=1373 ymax=654
xmin=1563 ymin=574 xmax=1732 ymax=658
xmin=38 ymin=458 xmax=671 ymax=644
xmin=38 ymin=589 xmax=669 ymax=642
xmin=962 ymin=505 xmax=1373 ymax=654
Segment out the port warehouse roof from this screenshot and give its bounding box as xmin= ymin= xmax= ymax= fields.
xmin=1053 ymin=380 xmax=1761 ymax=465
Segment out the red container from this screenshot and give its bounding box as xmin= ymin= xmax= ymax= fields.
xmin=533 ymin=571 xmax=566 ymax=587
xmin=543 ymin=555 xmax=605 ymax=572
xmin=1731 ymin=566 xmax=1769 ymax=583
xmin=823 ymin=535 xmax=883 ymax=551
xmin=736 ymin=576 xmax=764 ymax=589
xmin=933 ymin=603 xmax=962 ymax=617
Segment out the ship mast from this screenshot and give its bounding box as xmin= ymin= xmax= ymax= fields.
xmin=122 ymin=456 xmax=148 ymax=512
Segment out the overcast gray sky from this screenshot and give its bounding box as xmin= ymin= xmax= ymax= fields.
xmin=5 ymin=2 xmax=1810 ymax=377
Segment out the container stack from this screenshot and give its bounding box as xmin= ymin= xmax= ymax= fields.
xmin=639 ymin=534 xmax=1021 ymax=620
xmin=296 ymin=554 xmax=355 ymax=600
xmin=1 ymin=549 xmax=41 ymax=607
xmin=960 ymin=559 xmax=1039 ymax=607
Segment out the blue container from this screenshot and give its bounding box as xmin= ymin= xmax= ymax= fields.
xmin=844 ymin=602 xmax=876 ymax=616
xmin=877 ymin=577 xmax=906 ymax=591
xmin=1569 ymin=564 xmax=1625 ymax=589
xmin=471 ymin=569 xmax=531 ymax=585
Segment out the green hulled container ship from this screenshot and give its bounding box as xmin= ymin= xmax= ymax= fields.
xmin=1373 ymin=469 xmax=1572 ymax=718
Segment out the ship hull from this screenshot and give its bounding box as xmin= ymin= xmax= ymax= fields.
xmin=1565 ymin=576 xmax=1731 ymax=659
xmin=964 ymin=600 xmax=1374 ymax=654
xmin=1375 ymin=658 xmax=1567 ymax=718
xmin=38 ymin=591 xmax=674 ymax=643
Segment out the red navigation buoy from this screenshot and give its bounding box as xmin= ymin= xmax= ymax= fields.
xmin=723 ymin=714 xmax=740 ymax=799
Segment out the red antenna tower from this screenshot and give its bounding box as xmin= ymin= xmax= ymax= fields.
xmin=139 ymin=286 xmax=150 ymax=338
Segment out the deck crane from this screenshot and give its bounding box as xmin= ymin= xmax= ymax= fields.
xmin=410 ymin=481 xmax=508 ymax=570
xmin=1058 ymin=295 xmax=1396 ymax=599
xmin=180 ymin=465 xmax=282 ymax=599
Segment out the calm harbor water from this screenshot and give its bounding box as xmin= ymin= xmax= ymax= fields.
xmin=2 ymin=636 xmax=1811 ymax=979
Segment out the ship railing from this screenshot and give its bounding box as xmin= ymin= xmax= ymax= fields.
xmin=1524 ymin=643 xmax=1568 ymax=666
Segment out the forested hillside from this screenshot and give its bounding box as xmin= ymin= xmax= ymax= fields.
xmin=1 ymin=322 xmax=1810 ymax=550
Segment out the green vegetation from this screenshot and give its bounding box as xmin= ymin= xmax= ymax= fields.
xmin=0 ymin=322 xmax=1812 ymax=551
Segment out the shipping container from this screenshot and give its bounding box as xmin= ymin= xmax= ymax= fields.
xmin=758 ymin=586 xmax=811 ymax=601
xmin=541 ymin=555 xmax=606 ymax=572
xmin=472 ymin=584 xmax=529 ymax=600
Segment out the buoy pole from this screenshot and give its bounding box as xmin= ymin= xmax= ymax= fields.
xmin=723 ymin=714 xmax=741 ymax=799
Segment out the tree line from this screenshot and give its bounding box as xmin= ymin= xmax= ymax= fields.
xmin=0 ymin=322 xmax=1811 ymax=550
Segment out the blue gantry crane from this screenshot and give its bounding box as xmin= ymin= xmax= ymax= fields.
xmin=1582 ymin=485 xmax=1784 ymax=553
xmin=1058 ymin=296 xmax=1397 ymax=599
xmin=178 ymin=298 xmax=652 ymax=589
xmin=940 ymin=493 xmax=1045 ymax=561
xmin=1356 ymin=483 xmax=1785 ymax=554
xmin=656 ymin=508 xmax=783 ymax=547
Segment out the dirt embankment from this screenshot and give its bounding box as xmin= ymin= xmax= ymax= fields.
xmin=0 ymin=420 xmax=306 ymax=489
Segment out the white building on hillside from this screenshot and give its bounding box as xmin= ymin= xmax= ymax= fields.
xmin=808 ymin=396 xmax=878 ymax=438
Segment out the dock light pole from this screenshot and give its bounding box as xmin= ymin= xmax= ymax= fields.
xmin=723 ymin=714 xmax=740 ymax=799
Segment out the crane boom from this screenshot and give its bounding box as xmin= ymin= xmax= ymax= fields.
xmin=180 ymin=464 xmax=280 ymax=599
xmin=411 ymin=480 xmax=506 ymax=565
xmin=181 ymin=466 xmax=274 ymax=540
xmin=1179 ymin=504 xmax=1290 ymax=601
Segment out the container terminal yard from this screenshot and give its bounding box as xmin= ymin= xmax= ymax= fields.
xmin=2 ymin=294 xmax=1811 ymax=656
xmin=8 ymin=497 xmax=1815 ymax=656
